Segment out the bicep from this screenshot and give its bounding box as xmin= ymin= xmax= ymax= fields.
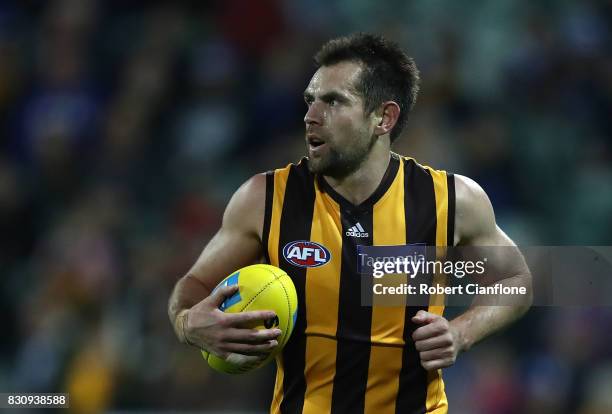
xmin=186 ymin=174 xmax=267 ymax=292
xmin=455 ymin=174 xmax=506 ymax=247
xmin=186 ymin=226 xmax=264 ymax=292
xmin=454 ymin=175 xmax=530 ymax=282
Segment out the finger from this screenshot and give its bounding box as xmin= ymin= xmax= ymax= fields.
xmin=421 ymin=359 xmax=453 ymax=371
xmin=418 ymin=347 xmax=453 ymax=362
xmin=411 ymin=310 xmax=438 ymax=325
xmin=223 ymin=327 xmax=282 ymax=344
xmin=412 ymin=320 xmax=448 ymax=341
xmin=208 ymin=284 xmax=240 ymax=308
xmin=414 ymin=334 xmax=453 ymax=352
xmin=224 ymin=340 xmax=279 ymax=355
xmin=225 ymin=352 xmax=267 ymax=367
xmin=224 ymin=310 xmax=278 ymax=326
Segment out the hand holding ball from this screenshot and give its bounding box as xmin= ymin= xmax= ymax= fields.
xmin=199 ymin=264 xmax=298 ymax=374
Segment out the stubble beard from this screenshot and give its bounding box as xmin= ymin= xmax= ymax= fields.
xmin=307 ymin=133 xmax=376 ymax=179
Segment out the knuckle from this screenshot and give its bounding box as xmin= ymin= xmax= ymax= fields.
xmin=217 ymin=316 xmax=231 ymax=328
xmin=209 ymin=311 xmax=221 ymax=322
xmin=434 ymin=323 xmax=447 ymax=335
xmin=249 ymin=330 xmax=260 ymax=341
xmin=217 ymin=331 xmax=228 ymax=342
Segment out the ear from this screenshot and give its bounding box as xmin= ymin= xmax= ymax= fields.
xmin=373 ymin=101 xmax=401 ymax=137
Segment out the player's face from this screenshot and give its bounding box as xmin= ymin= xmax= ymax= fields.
xmin=303 ymin=61 xmax=378 ymax=178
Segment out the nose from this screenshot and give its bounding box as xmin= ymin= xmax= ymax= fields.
xmin=304 ymin=101 xmax=323 ymax=126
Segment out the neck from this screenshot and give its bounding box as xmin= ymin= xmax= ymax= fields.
xmin=323 ymin=143 xmax=391 ymax=206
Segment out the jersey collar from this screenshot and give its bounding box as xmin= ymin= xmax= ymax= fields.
xmin=316 ymin=152 xmax=401 ymax=212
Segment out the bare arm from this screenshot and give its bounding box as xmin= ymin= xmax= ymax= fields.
xmin=412 ymin=174 xmax=532 ymax=370
xmin=448 ymin=174 xmax=532 ymax=351
xmin=168 ymin=173 xmax=266 ymax=323
xmin=168 ymin=174 xmax=281 ymax=360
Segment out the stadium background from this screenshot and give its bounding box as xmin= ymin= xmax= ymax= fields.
xmin=1 ymin=0 xmax=611 ymax=413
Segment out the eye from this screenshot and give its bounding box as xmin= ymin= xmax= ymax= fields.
xmin=304 ymin=96 xmax=313 ymax=106
xmin=328 ymin=99 xmax=337 ymax=107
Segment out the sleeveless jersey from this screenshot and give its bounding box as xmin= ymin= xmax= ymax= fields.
xmin=262 ymin=152 xmax=455 ymax=414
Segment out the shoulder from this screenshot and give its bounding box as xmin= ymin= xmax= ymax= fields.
xmin=233 ymin=158 xmax=311 ymax=212
xmin=239 ymin=172 xmax=267 ymax=195
xmin=272 ymin=157 xmax=311 ymax=179
xmin=399 ymin=154 xmax=448 ymax=180
xmin=231 ymin=173 xmax=267 ymax=208
xmin=454 ymin=174 xmax=490 ymax=210
xmin=223 ymin=157 xmax=310 ymax=237
xmin=453 ymin=174 xmax=497 ymax=245
xmin=222 ymin=173 xmax=268 ymax=237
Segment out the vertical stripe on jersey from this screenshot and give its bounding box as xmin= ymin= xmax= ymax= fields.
xmin=424 ymin=167 xmax=450 ymax=413
xmin=364 ymin=159 xmax=406 ymax=414
xmin=428 ymin=166 xmax=449 ymax=248
xmin=277 ymin=161 xmax=315 ymax=414
xmin=262 ymin=172 xmax=274 ymax=264
xmin=269 ymin=166 xmax=291 ymax=414
xmin=330 ymin=206 xmax=374 ymax=413
xmin=268 ymin=167 xmax=289 ymax=267
xmin=302 ymin=181 xmax=342 ymax=414
xmin=425 ymin=166 xmax=450 ymax=313
xmin=446 ymin=174 xmax=455 ymax=247
xmin=395 ymin=158 xmax=437 ymax=414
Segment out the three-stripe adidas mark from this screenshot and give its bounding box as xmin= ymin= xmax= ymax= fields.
xmin=345 ymin=222 xmax=369 ymax=238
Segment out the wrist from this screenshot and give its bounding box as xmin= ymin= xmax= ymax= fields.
xmin=175 ymin=309 xmax=193 ymax=345
xmin=450 ymin=320 xmax=471 ymax=353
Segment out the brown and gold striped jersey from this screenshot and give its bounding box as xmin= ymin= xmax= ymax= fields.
xmin=262 ymin=152 xmax=455 ymax=414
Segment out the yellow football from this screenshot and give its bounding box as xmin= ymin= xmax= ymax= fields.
xmin=201 ymin=264 xmax=298 ymax=374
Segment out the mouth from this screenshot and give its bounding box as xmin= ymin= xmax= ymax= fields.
xmin=306 ymin=134 xmax=326 ymax=150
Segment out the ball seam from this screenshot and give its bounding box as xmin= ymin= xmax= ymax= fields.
xmin=240 ymin=268 xmax=293 ymax=352
xmin=274 ymin=275 xmax=293 ymax=349
xmin=238 ymin=268 xmax=285 ymax=312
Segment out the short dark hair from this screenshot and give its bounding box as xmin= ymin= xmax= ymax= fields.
xmin=314 ymin=33 xmax=420 ymax=142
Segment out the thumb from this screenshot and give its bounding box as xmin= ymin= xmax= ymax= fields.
xmin=411 ymin=310 xmax=437 ymax=325
xmin=208 ymin=284 xmax=239 ymax=309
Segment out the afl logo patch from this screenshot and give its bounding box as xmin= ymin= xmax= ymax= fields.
xmin=283 ymin=240 xmax=331 ymax=268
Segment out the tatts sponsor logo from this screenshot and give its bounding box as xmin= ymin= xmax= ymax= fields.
xmin=283 ymin=241 xmax=331 ymax=268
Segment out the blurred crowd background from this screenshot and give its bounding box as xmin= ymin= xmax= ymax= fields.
xmin=1 ymin=0 xmax=611 ymax=413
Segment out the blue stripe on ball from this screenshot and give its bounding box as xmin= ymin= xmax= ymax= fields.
xmin=219 ymin=272 xmax=241 ymax=311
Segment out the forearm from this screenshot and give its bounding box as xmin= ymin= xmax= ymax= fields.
xmin=450 ymin=273 xmax=532 ymax=352
xmin=168 ymin=274 xmax=213 ymax=341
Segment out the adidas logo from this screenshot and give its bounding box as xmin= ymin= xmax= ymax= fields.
xmin=346 ymin=222 xmax=369 ymax=238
